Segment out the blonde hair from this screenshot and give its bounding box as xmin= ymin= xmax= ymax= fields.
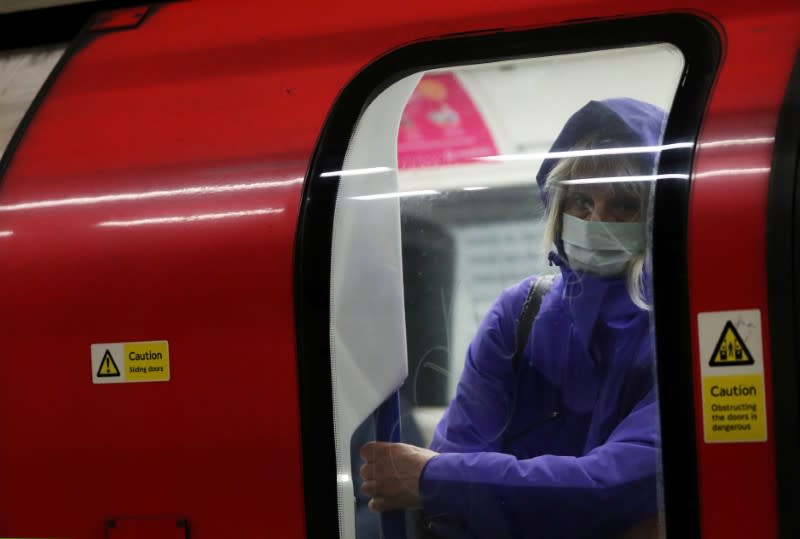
xmin=541 ymin=135 xmax=652 ymax=310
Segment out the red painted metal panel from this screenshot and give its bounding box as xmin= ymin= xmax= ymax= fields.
xmin=0 ymin=3 xmax=310 ymax=537
xmin=687 ymin=6 xmax=800 ymax=538
xmin=0 ymin=0 xmax=798 ymax=537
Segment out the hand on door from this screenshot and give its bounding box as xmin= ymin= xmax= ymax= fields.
xmin=359 ymin=441 xmax=438 ymax=511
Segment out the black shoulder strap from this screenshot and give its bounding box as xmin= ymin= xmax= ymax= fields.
xmin=511 ymin=274 xmax=555 ymax=374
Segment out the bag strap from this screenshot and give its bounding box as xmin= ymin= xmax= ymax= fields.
xmin=511 ymin=274 xmax=555 ymax=374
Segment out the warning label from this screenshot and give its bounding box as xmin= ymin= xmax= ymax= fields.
xmin=698 ymin=310 xmax=766 ymax=443
xmin=91 ymin=341 xmax=170 ymax=384
xmin=709 ymin=321 xmax=754 ymax=366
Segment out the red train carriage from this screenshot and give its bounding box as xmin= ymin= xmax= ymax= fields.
xmin=0 ymin=1 xmax=798 ymax=537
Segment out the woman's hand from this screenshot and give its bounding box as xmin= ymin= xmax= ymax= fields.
xmin=359 ymin=441 xmax=438 ymax=511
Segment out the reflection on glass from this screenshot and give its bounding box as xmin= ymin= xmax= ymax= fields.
xmin=353 ymin=44 xmax=685 ymax=539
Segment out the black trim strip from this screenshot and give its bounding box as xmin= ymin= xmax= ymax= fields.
xmin=766 ymin=49 xmax=800 ymax=539
xmin=294 ymin=13 xmax=720 ymax=538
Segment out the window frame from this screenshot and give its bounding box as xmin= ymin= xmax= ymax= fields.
xmin=294 ymin=13 xmax=721 ymax=538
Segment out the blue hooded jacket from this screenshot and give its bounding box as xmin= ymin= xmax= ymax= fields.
xmin=418 ymin=98 xmax=666 ymax=539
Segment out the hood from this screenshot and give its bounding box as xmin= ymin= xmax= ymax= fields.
xmin=535 ymin=98 xmax=667 ymax=207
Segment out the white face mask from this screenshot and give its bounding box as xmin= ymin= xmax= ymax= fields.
xmin=561 ymin=213 xmax=646 ymax=276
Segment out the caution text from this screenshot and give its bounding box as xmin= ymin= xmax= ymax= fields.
xmin=124 ymin=341 xmax=170 ymax=382
xmin=710 ymin=384 xmax=757 ymax=397
xmin=129 ymin=351 xmax=164 ymax=361
xmin=703 ymin=374 xmax=766 ymax=443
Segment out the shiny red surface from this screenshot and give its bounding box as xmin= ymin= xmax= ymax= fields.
xmin=0 ymin=0 xmax=797 ymax=537
xmin=688 ymin=6 xmax=800 ymax=538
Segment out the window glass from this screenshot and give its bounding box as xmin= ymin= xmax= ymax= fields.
xmin=330 ymin=43 xmax=685 ymax=539
xmin=0 ymin=45 xmax=65 ymax=160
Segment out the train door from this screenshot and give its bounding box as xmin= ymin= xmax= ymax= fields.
xmin=296 ymin=14 xmax=721 ymax=539
xmin=0 ymin=4 xmax=311 ymax=538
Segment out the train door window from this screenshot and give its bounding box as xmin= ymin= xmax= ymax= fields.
xmin=297 ymin=18 xmax=717 ymax=539
xmin=0 ymin=45 xmax=65 ymax=159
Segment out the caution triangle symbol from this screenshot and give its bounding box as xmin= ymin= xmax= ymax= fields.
xmin=709 ymin=320 xmax=755 ymax=367
xmin=97 ymin=349 xmax=121 ymax=377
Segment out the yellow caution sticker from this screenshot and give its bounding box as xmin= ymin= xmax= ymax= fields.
xmin=698 ymin=310 xmax=766 ymax=443
xmin=702 ymin=375 xmax=766 ymax=442
xmin=91 ymin=341 xmax=170 ymax=384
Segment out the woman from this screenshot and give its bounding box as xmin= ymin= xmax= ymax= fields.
xmin=360 ymin=98 xmax=664 ymax=538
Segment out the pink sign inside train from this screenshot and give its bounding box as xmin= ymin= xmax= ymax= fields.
xmin=398 ymin=73 xmax=498 ymax=169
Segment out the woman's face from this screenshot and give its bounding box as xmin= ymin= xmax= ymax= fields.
xmin=562 ymin=183 xmax=642 ymax=223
